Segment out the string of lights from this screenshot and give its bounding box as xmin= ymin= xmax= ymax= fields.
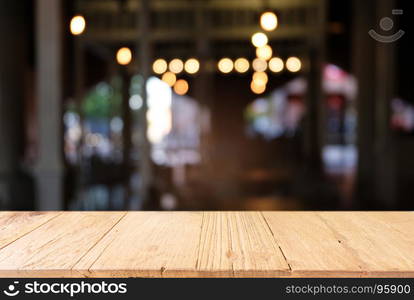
xmin=69 ymin=9 xmax=302 ymax=97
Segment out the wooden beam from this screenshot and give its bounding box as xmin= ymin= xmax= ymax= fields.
xmin=35 ymin=0 xmax=64 ymax=210
xmin=82 ymin=26 xmax=311 ymax=43
xmin=77 ymin=0 xmax=318 ymax=12
xmin=136 ymin=0 xmax=153 ymax=208
xmin=0 ymin=2 xmax=25 ymax=209
xmin=374 ymin=0 xmax=397 ymax=208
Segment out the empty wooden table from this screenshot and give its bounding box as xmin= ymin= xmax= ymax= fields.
xmin=0 ymin=211 xmax=413 ymax=277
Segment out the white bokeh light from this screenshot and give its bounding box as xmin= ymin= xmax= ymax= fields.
xmin=129 ymin=94 xmax=143 ymax=110
xmin=146 ymin=77 xmax=172 ymax=144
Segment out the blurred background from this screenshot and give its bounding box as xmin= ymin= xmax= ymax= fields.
xmin=0 ymin=0 xmax=413 ymax=211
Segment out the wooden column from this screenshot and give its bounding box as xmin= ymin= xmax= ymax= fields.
xmin=303 ymin=0 xmax=326 ymax=173
xmin=35 ymin=0 xmax=64 ymax=210
xmin=0 ymin=2 xmax=25 ymax=209
xmin=74 ymin=38 xmax=85 ymax=165
xmin=136 ymin=0 xmax=153 ymax=207
xmin=194 ymin=0 xmax=210 ymax=105
xmin=194 ymin=0 xmax=212 ymax=164
xmin=353 ymin=0 xmax=376 ymax=207
xmin=374 ymin=0 xmax=397 ymax=208
xmin=353 ymin=0 xmax=397 ymax=208
xmin=121 ymin=68 xmax=132 ymax=209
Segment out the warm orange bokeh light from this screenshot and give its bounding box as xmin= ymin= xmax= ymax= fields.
xmin=269 ymin=57 xmax=284 ymax=73
xmin=286 ymin=57 xmax=302 ymax=72
xmin=184 ymin=58 xmax=200 ymax=74
xmin=252 ymin=72 xmax=268 ymax=86
xmin=256 ymin=45 xmax=273 ymax=61
xmin=260 ymin=12 xmax=278 ymax=31
xmin=174 ymin=79 xmax=189 ymax=95
xmin=161 ymin=72 xmax=177 ymax=87
xmin=153 ymin=59 xmax=168 ymax=74
xmin=234 ymin=58 xmax=250 ymax=73
xmin=252 ymin=58 xmax=267 ymax=72
xmin=70 ymin=15 xmax=86 ymax=35
xmin=116 ymin=47 xmax=132 ymax=65
xmin=250 ymin=81 xmax=266 ymax=94
xmin=169 ymin=59 xmax=184 ymax=74
xmin=218 ymin=58 xmax=234 ymax=74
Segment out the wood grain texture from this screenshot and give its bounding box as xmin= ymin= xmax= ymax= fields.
xmin=263 ymin=211 xmax=414 ymax=277
xmin=75 ymin=212 xmax=203 ymax=277
xmin=0 ymin=212 xmax=61 ymax=250
xmin=0 ymin=211 xmax=413 ymax=278
xmin=0 ymin=212 xmax=125 ymax=277
xmin=196 ymin=212 xmax=290 ymax=277
xmin=262 ymin=211 xmax=364 ymax=276
xmin=317 ymin=212 xmax=414 ymax=277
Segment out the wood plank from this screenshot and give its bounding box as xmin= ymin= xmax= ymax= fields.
xmin=0 ymin=212 xmax=61 ymax=250
xmin=0 ymin=212 xmax=125 ymax=277
xmin=196 ymin=212 xmax=290 ymax=277
xmin=317 ymin=212 xmax=414 ymax=277
xmin=262 ymin=212 xmax=366 ymax=277
xmin=74 ymin=212 xmax=203 ymax=277
xmin=370 ymin=211 xmax=414 ymax=238
xmin=0 ymin=212 xmax=413 ymax=278
xmin=263 ymin=211 xmax=414 ymax=277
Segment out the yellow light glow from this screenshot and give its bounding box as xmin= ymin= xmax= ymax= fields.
xmin=116 ymin=47 xmax=132 ymax=65
xmin=256 ymin=45 xmax=273 ymax=61
xmin=169 ymin=59 xmax=184 ymax=74
xmin=70 ymin=15 xmax=86 ymax=35
xmin=234 ymin=58 xmax=250 ymax=73
xmin=251 ymin=32 xmax=268 ymax=48
xmin=286 ymin=56 xmax=302 ymax=72
xmin=252 ymin=58 xmax=267 ymax=72
xmin=174 ymin=79 xmax=189 ymax=95
xmin=252 ymin=72 xmax=268 ymax=86
xmin=269 ymin=57 xmax=284 ymax=73
xmin=161 ymin=71 xmax=176 ymax=87
xmin=250 ymin=81 xmax=266 ymax=94
xmin=218 ymin=58 xmax=234 ymax=74
xmin=152 ymin=59 xmax=168 ymax=74
xmin=184 ymin=58 xmax=200 ymax=74
xmin=260 ymin=12 xmax=278 ymax=31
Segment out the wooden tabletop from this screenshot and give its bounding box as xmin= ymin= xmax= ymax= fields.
xmin=0 ymin=211 xmax=413 ymax=278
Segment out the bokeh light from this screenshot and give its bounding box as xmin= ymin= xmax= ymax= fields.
xmin=252 ymin=58 xmax=267 ymax=72
xmin=269 ymin=57 xmax=284 ymax=73
xmin=256 ymin=45 xmax=273 ymax=60
xmin=152 ymin=59 xmax=168 ymax=74
xmin=169 ymin=59 xmax=184 ymax=74
xmin=251 ymin=32 xmax=268 ymax=48
xmin=286 ymin=56 xmax=302 ymax=72
xmin=70 ymin=15 xmax=86 ymax=35
xmin=161 ymin=71 xmax=177 ymax=87
xmin=218 ymin=58 xmax=234 ymax=74
xmin=184 ymin=58 xmax=200 ymax=74
xmin=174 ymin=79 xmax=189 ymax=95
xmin=252 ymin=72 xmax=268 ymax=86
xmin=146 ymin=77 xmax=172 ymax=144
xmin=250 ymin=81 xmax=266 ymax=94
xmin=260 ymin=12 xmax=278 ymax=31
xmin=116 ymin=47 xmax=132 ymax=65
xmin=129 ymin=94 xmax=143 ymax=110
xmin=234 ymin=58 xmax=250 ymax=73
